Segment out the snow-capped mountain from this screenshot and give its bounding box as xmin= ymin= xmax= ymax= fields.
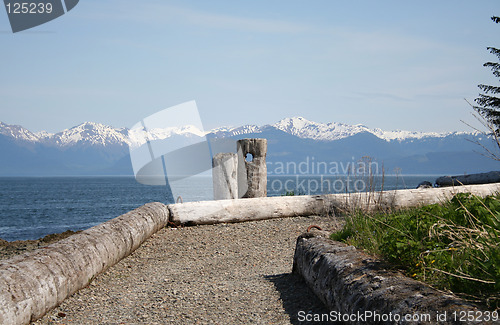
xmin=128 ymin=125 xmax=206 ymax=148
xmin=270 ymin=117 xmax=469 ymax=141
xmin=0 ymin=121 xmax=40 ymax=142
xmin=1 ymin=121 xmax=211 ymax=148
xmin=209 ymin=117 xmax=468 ymax=142
xmin=209 ymin=125 xmax=261 ymax=138
xmin=0 ymin=117 xmax=474 ymax=147
xmin=0 ymin=118 xmax=496 ymax=176
xmin=0 ymin=121 xmax=129 ymax=147
xmin=271 ymin=117 xmax=369 ymax=141
xmin=45 ymin=122 xmax=129 ymax=147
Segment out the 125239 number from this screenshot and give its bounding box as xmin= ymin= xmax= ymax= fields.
xmin=5 ymin=2 xmax=53 ymax=14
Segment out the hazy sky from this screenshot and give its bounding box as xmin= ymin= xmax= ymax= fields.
xmin=1 ymin=0 xmax=499 ymax=133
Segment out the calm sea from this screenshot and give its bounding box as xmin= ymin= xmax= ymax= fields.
xmin=0 ymin=175 xmax=435 ymax=241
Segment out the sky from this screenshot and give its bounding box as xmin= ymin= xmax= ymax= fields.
xmin=0 ymin=0 xmax=499 ymax=133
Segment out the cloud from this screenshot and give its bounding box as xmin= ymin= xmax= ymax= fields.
xmin=354 ymin=91 xmax=413 ymax=102
xmin=78 ymin=1 xmax=312 ymax=34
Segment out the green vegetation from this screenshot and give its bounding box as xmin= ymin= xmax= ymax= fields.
xmin=474 ymin=16 xmax=500 ymax=135
xmin=281 ymin=190 xmax=306 ymax=196
xmin=331 ymin=193 xmax=500 ymax=309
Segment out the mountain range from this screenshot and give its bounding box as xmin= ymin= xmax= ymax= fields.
xmin=0 ymin=117 xmax=498 ymax=176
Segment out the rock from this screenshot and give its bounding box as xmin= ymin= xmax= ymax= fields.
xmin=416 ymin=181 xmax=433 ymax=189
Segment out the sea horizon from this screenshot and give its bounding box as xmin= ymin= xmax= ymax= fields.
xmin=0 ymin=174 xmax=457 ymax=241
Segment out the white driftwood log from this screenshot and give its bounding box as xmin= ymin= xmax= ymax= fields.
xmin=0 ymin=202 xmax=169 ymax=325
xmin=169 ymin=183 xmax=500 ymax=225
xmin=169 ymin=195 xmax=329 ymax=225
xmin=366 ymin=182 xmax=500 ymax=210
xmin=326 ymin=182 xmax=500 ymax=212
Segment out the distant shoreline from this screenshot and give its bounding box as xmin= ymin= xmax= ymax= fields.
xmin=0 ymin=230 xmax=80 ymax=260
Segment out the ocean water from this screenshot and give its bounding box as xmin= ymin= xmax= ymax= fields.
xmin=0 ymin=175 xmax=435 ymax=241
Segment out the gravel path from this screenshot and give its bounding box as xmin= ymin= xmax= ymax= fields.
xmin=32 ymin=215 xmax=342 ymax=324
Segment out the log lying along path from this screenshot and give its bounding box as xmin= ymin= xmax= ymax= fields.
xmin=32 ymin=216 xmax=341 ymax=324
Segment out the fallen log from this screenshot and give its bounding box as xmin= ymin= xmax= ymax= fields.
xmin=436 ymin=171 xmax=500 ymax=187
xmin=0 ymin=202 xmax=169 ymax=325
xmin=357 ymin=182 xmax=500 ymax=211
xmin=293 ymin=233 xmax=483 ymax=324
xmin=168 ymin=183 xmax=500 ymax=225
xmin=168 ymin=195 xmax=329 ymax=225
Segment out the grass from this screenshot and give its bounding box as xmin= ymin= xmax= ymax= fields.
xmin=331 ymin=192 xmax=500 ymax=309
xmin=281 ymin=190 xmax=306 ymax=196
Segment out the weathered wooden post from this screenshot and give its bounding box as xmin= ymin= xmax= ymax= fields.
xmin=237 ymin=138 xmax=267 ymax=198
xmin=212 ymin=153 xmax=238 ymax=200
